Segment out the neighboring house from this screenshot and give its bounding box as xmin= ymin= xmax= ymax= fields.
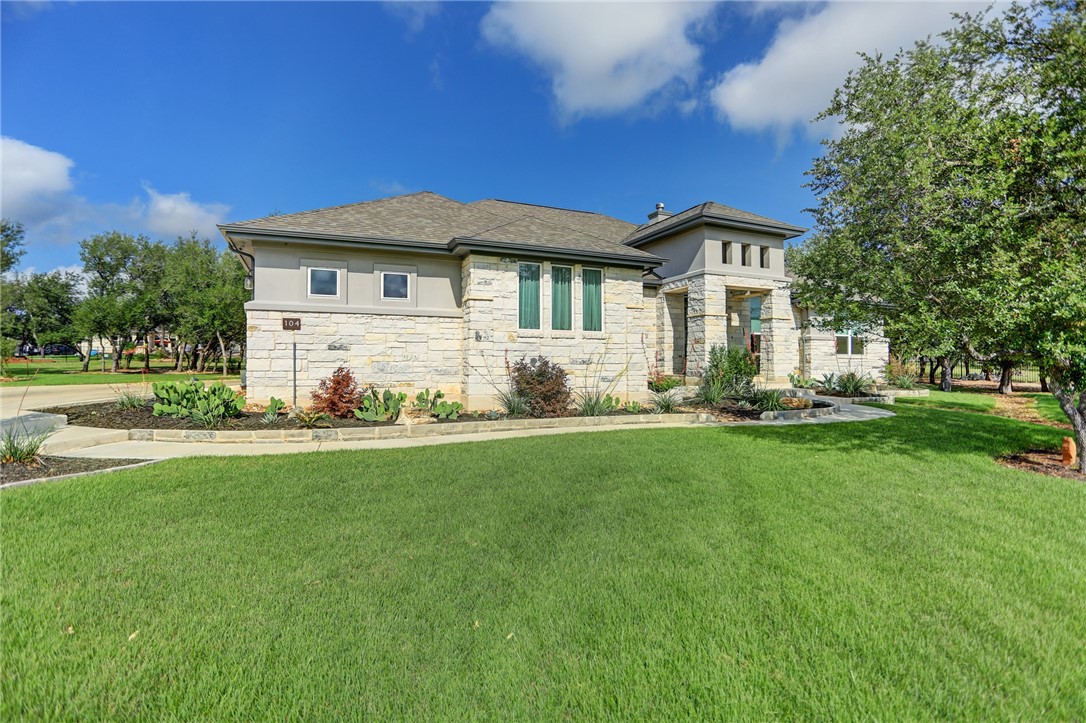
xmin=219 ymin=192 xmax=888 ymax=406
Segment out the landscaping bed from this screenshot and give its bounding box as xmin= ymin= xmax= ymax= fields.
xmin=43 ymin=401 xmax=397 ymax=431
xmin=999 ymin=448 xmax=1085 ymax=482
xmin=1 ymin=456 xmax=147 ymax=486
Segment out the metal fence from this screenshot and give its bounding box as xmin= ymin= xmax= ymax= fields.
xmin=917 ymin=358 xmax=1043 ymax=383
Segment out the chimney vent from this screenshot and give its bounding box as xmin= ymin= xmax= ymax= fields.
xmin=647 ymin=202 xmax=672 ymax=225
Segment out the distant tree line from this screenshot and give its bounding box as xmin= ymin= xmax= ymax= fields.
xmin=0 ymin=219 xmax=248 ymax=374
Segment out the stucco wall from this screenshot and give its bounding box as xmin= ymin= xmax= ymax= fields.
xmin=250 ymin=241 xmax=462 ymax=315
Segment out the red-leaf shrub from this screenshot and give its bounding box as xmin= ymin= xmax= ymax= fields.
xmin=310 ymin=366 xmax=363 ymax=418
xmin=509 ymin=356 xmax=571 ymax=418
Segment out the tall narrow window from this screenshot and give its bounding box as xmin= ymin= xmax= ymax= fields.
xmin=518 ymin=262 xmax=541 ymax=329
xmin=551 ymin=265 xmax=572 ymax=330
xmin=749 ymin=296 xmax=762 ymax=372
xmin=582 ymin=268 xmax=603 ymax=332
xmin=760 ymin=246 xmax=770 ymax=269
xmin=741 ymin=244 xmax=752 ymax=266
xmin=722 ymin=242 xmax=733 ymax=264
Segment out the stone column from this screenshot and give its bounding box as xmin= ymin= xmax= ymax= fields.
xmin=685 ymin=274 xmax=729 ymax=377
xmin=760 ymin=284 xmax=798 ymax=383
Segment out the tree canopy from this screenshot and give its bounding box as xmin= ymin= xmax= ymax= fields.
xmin=788 ymin=0 xmax=1086 ymax=470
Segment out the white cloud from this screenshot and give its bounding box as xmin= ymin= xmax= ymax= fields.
xmin=480 ymin=2 xmax=715 ymax=121
xmin=382 ymin=1 xmax=440 ymax=34
xmin=708 ymin=2 xmax=980 ymax=141
xmin=1 ymin=136 xmax=75 ymax=223
xmin=137 ymin=184 xmax=230 ymax=240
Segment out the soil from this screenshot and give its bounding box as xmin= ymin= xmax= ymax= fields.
xmin=1 ymin=456 xmax=147 ymax=485
xmin=998 ymin=449 xmax=1085 ymax=483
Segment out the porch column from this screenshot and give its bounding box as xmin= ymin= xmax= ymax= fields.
xmin=760 ymin=284 xmax=797 ymax=383
xmin=686 ymin=274 xmax=729 ymax=377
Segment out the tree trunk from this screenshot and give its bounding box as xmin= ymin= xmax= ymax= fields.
xmin=175 ymin=340 xmax=185 ymax=372
xmin=123 ymin=346 xmax=133 ymax=370
xmin=1049 ymin=377 xmax=1086 ymax=475
xmin=1039 ymin=374 xmax=1049 ymax=392
xmin=144 ymin=332 xmax=152 ymax=373
xmin=997 ymin=361 xmax=1014 ymax=395
xmin=81 ymin=340 xmax=91 ymax=372
xmin=964 ymin=357 xmax=971 ymax=377
xmin=110 ymin=337 xmax=121 ymax=373
xmin=938 ymin=356 xmax=953 ymax=392
xmin=216 ymin=332 xmax=228 ymax=376
xmin=983 ymin=365 xmax=993 ymax=382
xmin=918 ymin=356 xmax=927 ymax=380
xmin=929 ymin=358 xmax=938 ymax=386
xmin=196 ymin=343 xmax=207 ymax=373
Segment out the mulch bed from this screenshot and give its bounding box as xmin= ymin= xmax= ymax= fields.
xmin=1 ymin=456 xmax=147 ymax=485
xmin=998 ymin=449 xmax=1085 ymax=482
xmin=43 ymin=402 xmax=399 ymax=431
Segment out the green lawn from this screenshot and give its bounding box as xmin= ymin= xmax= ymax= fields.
xmin=1 ymin=358 xmax=238 ymax=387
xmin=897 ymin=387 xmax=999 ymax=413
xmin=4 ymin=406 xmax=1085 ymax=718
xmin=1025 ymin=393 xmax=1072 ymax=425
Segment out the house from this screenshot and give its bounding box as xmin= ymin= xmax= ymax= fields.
xmin=219 ymin=192 xmax=888 ymax=406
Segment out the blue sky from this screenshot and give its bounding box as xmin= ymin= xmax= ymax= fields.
xmin=2 ymin=1 xmax=983 ymax=273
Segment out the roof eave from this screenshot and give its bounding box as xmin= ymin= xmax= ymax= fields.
xmin=625 ymin=213 xmax=807 ymax=248
xmin=217 ymin=225 xmax=454 ymax=256
xmin=450 ymin=237 xmax=663 ymax=268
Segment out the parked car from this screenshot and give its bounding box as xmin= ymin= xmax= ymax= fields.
xmin=43 ymin=343 xmax=80 ymax=356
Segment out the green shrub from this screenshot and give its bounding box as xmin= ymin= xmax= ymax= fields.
xmin=748 ymin=387 xmax=786 ymax=412
xmin=354 ymin=389 xmax=408 ymax=422
xmin=496 ymin=389 xmax=528 ymax=417
xmin=702 ymin=344 xmax=758 ymax=399
xmin=0 ymin=423 xmax=55 ymax=465
xmin=509 ymin=356 xmax=572 ymax=418
xmin=836 ymin=372 xmax=875 ymax=396
xmin=262 ymin=397 xmax=285 ymax=425
xmin=152 ymin=380 xmax=244 ymax=420
xmin=651 ymin=390 xmax=678 ymax=413
xmin=432 ymin=400 xmax=463 ymax=420
xmin=576 ymin=391 xmax=622 ymax=417
xmin=292 ymin=408 xmax=331 ymax=429
xmin=113 ymin=389 xmax=148 ymax=410
xmin=647 ymin=373 xmax=683 ymax=392
xmin=694 ymin=378 xmax=727 ymax=406
xmin=624 ymin=400 xmax=642 ymax=414
xmin=788 ymin=372 xmax=817 ymax=389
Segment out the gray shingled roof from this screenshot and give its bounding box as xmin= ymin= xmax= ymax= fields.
xmin=623 ymin=201 xmax=806 ymax=246
xmin=220 ymin=191 xmax=660 ymax=264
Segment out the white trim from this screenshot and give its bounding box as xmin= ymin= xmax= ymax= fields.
xmin=379 ymin=270 xmax=410 ymax=301
xmin=307 ymin=267 xmax=340 ymax=298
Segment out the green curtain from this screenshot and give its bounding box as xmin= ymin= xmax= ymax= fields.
xmin=519 ymin=263 xmax=540 ymax=329
xmin=582 ymin=269 xmax=602 ymax=331
xmin=552 ymin=266 xmax=572 ymax=330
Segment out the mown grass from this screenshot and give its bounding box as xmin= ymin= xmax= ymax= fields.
xmin=897 ymin=388 xmax=999 ymax=413
xmin=4 ymin=406 xmax=1084 ymax=719
xmin=1024 ymin=393 xmax=1072 ymax=425
xmin=1 ymin=358 xmax=238 ymax=387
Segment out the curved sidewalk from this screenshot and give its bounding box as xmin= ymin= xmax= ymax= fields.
xmin=56 ymin=402 xmax=894 ymax=460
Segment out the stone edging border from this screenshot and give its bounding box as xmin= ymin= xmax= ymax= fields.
xmin=126 ymin=404 xmax=841 ymax=443
xmin=0 ymin=459 xmax=163 ymax=491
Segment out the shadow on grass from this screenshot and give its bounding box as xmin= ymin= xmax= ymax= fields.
xmin=719 ymin=404 xmax=1064 ymax=462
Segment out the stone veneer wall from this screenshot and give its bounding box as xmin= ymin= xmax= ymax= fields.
xmin=245 ymin=309 xmax=463 ymax=404
xmin=460 ymin=254 xmax=653 ymax=409
xmin=800 ymin=324 xmax=889 ymax=381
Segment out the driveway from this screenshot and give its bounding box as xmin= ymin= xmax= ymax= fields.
xmin=0 ymin=383 xmax=149 ymax=419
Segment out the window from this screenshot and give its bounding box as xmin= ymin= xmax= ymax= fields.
xmin=582 ymin=268 xmax=603 ymax=331
xmin=518 ymin=262 xmax=541 ymax=329
xmin=741 ymin=244 xmax=752 ymax=267
xmin=381 ymin=271 xmax=409 ymax=300
xmin=308 ymin=268 xmax=339 ymax=297
xmin=759 ymin=246 xmax=770 ymax=269
xmin=722 ymin=241 xmax=733 ymax=264
xmin=835 ymin=329 xmax=865 ymax=355
xmin=551 ymin=265 xmax=572 ymax=331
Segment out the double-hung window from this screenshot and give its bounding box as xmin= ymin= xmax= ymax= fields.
xmin=582 ymin=268 xmax=603 ymax=332
xmin=308 ymin=268 xmax=339 ymax=298
xmin=518 ymin=262 xmax=541 ymax=329
xmin=835 ymin=329 xmax=865 ymax=355
xmin=551 ymin=265 xmax=572 ymax=331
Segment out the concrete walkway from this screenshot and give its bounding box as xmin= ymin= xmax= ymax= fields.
xmin=57 ymin=401 xmax=894 ymax=461
xmin=0 ymin=382 xmax=148 ymax=419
